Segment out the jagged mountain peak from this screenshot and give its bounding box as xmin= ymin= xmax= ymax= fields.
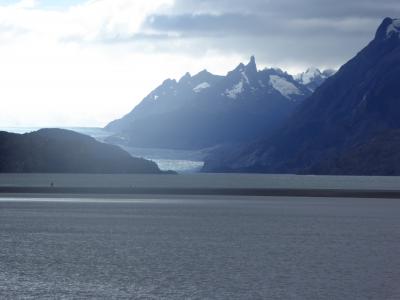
xmin=228 ymin=56 xmax=258 ymax=75
xmin=249 ymin=55 xmax=256 ymax=64
xmin=294 ymin=67 xmax=335 ymax=92
xmin=162 ymin=78 xmax=177 ymax=86
xmin=375 ymin=17 xmax=400 ymax=41
xmin=245 ymin=55 xmax=257 ymax=73
xmin=231 ymin=62 xmax=245 ymax=74
xmin=295 ymin=67 xmax=322 ymax=84
xmin=305 ymin=67 xmax=322 ymax=76
xmin=196 ymin=69 xmax=211 ymax=76
xmin=192 ymin=69 xmax=218 ymax=81
xmin=178 ymin=72 xmax=191 ymax=83
xmin=387 ymin=18 xmax=400 ymax=38
xmin=270 ymin=67 xmax=286 ymax=75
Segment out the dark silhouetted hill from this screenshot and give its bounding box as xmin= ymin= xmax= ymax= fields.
xmin=0 ymin=129 xmax=162 ymax=174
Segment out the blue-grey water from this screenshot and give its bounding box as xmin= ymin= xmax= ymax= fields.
xmin=1 ymin=197 xmax=400 ymax=299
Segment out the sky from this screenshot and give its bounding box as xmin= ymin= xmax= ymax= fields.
xmin=0 ymin=0 xmax=399 ymax=127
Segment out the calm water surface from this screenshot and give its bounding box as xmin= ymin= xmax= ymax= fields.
xmin=1 ymin=197 xmax=400 ymax=299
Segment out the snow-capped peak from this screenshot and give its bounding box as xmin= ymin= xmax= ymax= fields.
xmin=387 ymin=18 xmax=400 ymax=38
xmin=376 ymin=17 xmax=400 ymax=41
xmin=295 ymin=67 xmax=322 ymax=85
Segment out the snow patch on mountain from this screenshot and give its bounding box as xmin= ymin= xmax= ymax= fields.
xmin=241 ymin=71 xmax=250 ymax=84
xmin=193 ymin=82 xmax=211 ymax=93
xmin=225 ymin=81 xmax=244 ymax=99
xmin=294 ymin=68 xmax=335 ymax=92
xmin=269 ymin=75 xmax=302 ymax=99
xmin=387 ymin=19 xmax=400 ymax=38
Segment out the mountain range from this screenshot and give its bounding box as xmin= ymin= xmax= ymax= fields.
xmin=203 ymin=17 xmax=400 ymax=175
xmin=105 ymin=17 xmax=400 ymax=176
xmin=106 ymin=56 xmax=333 ymax=149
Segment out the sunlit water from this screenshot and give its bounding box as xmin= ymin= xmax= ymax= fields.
xmin=1 ymin=197 xmax=400 ymax=299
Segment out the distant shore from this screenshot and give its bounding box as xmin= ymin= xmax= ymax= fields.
xmin=1 ymin=186 xmax=400 ymax=199
xmin=1 ymin=173 xmax=400 ymax=199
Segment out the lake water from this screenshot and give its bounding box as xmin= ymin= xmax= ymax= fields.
xmin=0 ymin=127 xmax=205 ymax=173
xmin=1 ymin=197 xmax=400 ymax=299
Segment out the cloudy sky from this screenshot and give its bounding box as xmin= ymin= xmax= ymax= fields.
xmin=0 ymin=0 xmax=398 ymax=127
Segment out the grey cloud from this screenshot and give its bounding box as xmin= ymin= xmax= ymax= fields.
xmin=80 ymin=0 xmax=396 ymax=71
xmin=144 ymin=13 xmax=376 ymax=38
xmin=136 ymin=0 xmax=400 ymax=69
xmin=167 ymin=0 xmax=400 ymax=19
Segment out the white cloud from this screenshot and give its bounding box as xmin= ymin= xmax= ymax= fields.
xmin=0 ymin=0 xmax=175 ymax=42
xmin=0 ymin=0 xmax=244 ymax=127
xmin=11 ymin=0 xmax=37 ymax=9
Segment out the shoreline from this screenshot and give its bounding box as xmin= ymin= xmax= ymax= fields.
xmin=1 ymin=173 xmax=400 ymax=199
xmin=1 ymin=186 xmax=400 ymax=199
